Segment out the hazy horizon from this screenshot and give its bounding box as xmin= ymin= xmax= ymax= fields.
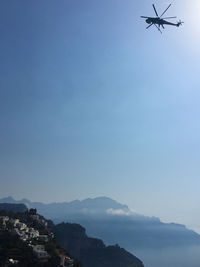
xmin=1 ymin=0 xmax=200 ymax=237
xmin=1 ymin=194 xmax=200 ymax=235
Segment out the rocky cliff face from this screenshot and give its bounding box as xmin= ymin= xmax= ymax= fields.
xmin=54 ymin=222 xmax=144 ymax=267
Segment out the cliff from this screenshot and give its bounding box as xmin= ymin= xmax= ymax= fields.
xmin=54 ymin=222 xmax=144 ymax=267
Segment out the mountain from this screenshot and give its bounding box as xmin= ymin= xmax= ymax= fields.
xmin=0 ymin=203 xmax=27 ymax=213
xmin=1 ymin=196 xmax=200 ymax=250
xmin=54 ymin=222 xmax=144 ymax=267
xmin=0 ymin=196 xmax=141 ymax=219
xmin=0 ymin=196 xmax=131 ymax=222
xmin=0 ymin=203 xmax=144 ymax=267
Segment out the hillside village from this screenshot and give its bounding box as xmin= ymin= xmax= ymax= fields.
xmin=0 ymin=202 xmax=144 ymax=267
xmin=0 ymin=208 xmax=77 ymax=267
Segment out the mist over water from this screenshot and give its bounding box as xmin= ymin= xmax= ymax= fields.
xmin=132 ymin=245 xmax=200 ymax=267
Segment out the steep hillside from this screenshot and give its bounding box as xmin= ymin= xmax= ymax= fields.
xmin=0 ymin=206 xmax=81 ymax=267
xmin=0 ymin=203 xmax=144 ymax=267
xmin=54 ymin=222 xmax=144 ymax=267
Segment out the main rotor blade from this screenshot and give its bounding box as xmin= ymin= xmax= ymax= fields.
xmin=160 ymin=4 xmax=171 ymax=18
xmin=162 ymin=16 xmax=176 ymax=19
xmin=152 ymin=4 xmax=159 ymax=17
xmin=154 ymin=24 xmax=162 ymax=33
xmin=141 ymin=16 xmax=149 ymax=18
xmin=146 ymin=23 xmax=153 ymax=29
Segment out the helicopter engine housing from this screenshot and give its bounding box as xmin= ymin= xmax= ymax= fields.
xmin=146 ymin=18 xmax=151 ymax=24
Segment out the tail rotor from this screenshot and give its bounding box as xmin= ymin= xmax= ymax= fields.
xmin=177 ymin=20 xmax=184 ymax=27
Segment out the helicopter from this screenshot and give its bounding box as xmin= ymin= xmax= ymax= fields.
xmin=141 ymin=4 xmax=183 ymax=33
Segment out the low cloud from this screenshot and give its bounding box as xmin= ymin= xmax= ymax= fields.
xmin=106 ymin=208 xmax=133 ymax=216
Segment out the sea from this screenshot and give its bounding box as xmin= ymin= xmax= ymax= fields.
xmin=132 ymin=245 xmax=200 ymax=267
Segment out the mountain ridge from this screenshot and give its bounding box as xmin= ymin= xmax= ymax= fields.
xmin=0 ymin=202 xmax=144 ymax=267
xmin=0 ymin=196 xmax=128 ymax=209
xmin=0 ymin=196 xmax=153 ymax=220
xmin=1 ymin=196 xmax=200 ymax=250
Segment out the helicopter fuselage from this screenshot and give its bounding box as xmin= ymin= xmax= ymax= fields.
xmin=146 ymin=17 xmax=178 ymax=27
xmin=141 ymin=4 xmax=183 ymax=33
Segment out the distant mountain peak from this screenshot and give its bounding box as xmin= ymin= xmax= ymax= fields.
xmin=0 ymin=195 xmax=127 ymax=208
xmin=0 ymin=196 xmax=15 ymax=203
xmin=21 ymin=198 xmax=31 ymax=203
xmin=82 ymin=197 xmax=115 ymax=203
xmin=83 ymin=196 xmax=124 ymax=203
xmin=80 ymin=196 xmax=129 ymax=210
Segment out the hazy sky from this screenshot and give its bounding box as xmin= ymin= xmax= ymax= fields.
xmin=1 ymin=0 xmax=200 ymax=232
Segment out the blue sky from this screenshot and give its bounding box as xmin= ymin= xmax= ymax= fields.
xmin=1 ymin=0 xmax=200 ymax=231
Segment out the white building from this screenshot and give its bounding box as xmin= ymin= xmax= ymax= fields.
xmin=33 ymin=245 xmax=49 ymax=259
xmin=9 ymin=218 xmax=19 ymax=226
xmin=16 ymin=222 xmax=27 ymax=230
xmin=8 ymin=258 xmax=19 ymax=265
xmin=60 ymin=256 xmax=74 ymax=267
xmin=29 ymin=228 xmax=39 ymax=238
